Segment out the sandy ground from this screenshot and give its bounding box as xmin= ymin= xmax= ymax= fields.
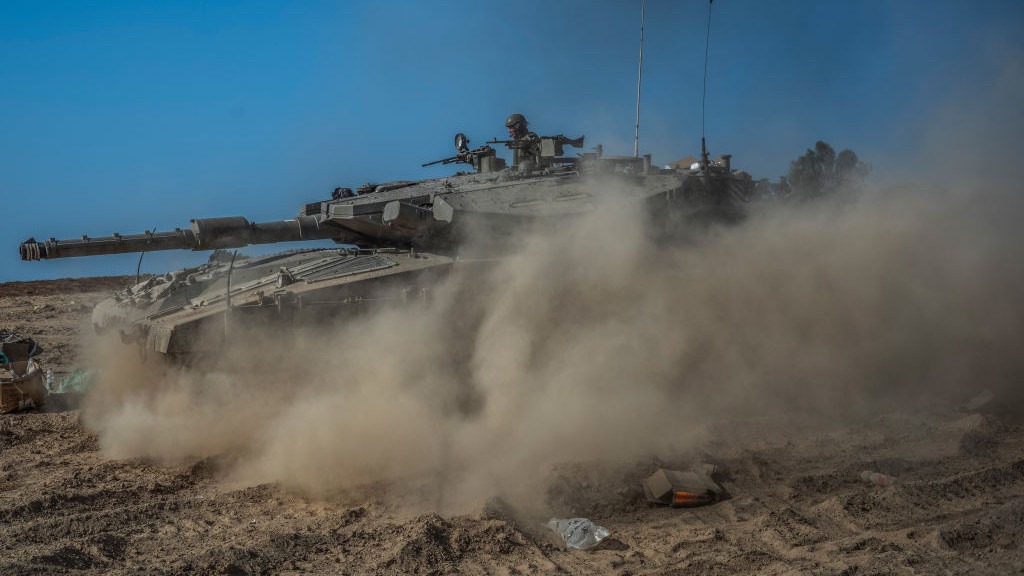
xmin=1 ymin=277 xmax=1022 ymax=575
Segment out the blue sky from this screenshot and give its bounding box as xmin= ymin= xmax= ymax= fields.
xmin=2 ymin=0 xmax=1022 ymax=281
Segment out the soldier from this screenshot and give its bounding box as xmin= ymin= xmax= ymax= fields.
xmin=505 ymin=113 xmax=541 ymax=169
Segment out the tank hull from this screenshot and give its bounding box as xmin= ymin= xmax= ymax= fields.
xmin=95 ymin=249 xmax=460 ymax=359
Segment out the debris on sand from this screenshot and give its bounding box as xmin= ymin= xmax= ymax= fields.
xmin=547 ymin=517 xmax=610 ymax=550
xmin=0 ymin=359 xmax=47 ymax=413
xmin=1 ymin=330 xmax=49 ymax=413
xmin=643 ymin=464 xmax=727 ymax=507
xmin=0 ymin=330 xmax=44 ymax=362
xmin=858 ymin=470 xmax=897 ymax=487
xmin=961 ymin=389 xmax=997 ymax=413
xmin=57 ymin=368 xmax=95 ymax=393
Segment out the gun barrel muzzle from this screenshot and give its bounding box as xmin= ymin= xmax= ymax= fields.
xmin=20 ymin=216 xmax=336 ymax=261
xmin=20 ymin=229 xmax=198 ymax=261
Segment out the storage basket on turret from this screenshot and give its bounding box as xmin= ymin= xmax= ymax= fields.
xmin=0 ymin=360 xmax=47 ymax=413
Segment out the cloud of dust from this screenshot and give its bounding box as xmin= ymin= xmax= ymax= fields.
xmin=80 ymin=178 xmax=1023 ymax=510
xmin=81 ymin=61 xmax=1024 ymax=511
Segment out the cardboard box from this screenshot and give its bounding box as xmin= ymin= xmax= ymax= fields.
xmin=643 ymin=466 xmax=725 ymax=508
xmin=0 ymin=360 xmax=47 ymax=413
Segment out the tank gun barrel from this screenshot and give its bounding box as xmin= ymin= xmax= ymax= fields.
xmin=20 ymin=216 xmax=336 ymax=261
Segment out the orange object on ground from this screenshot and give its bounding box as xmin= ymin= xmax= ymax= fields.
xmin=643 ymin=465 xmax=727 ymax=508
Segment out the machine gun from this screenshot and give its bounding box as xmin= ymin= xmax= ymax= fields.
xmin=422 ymin=133 xmax=505 ymax=173
xmin=421 ymin=150 xmax=477 ymax=167
xmin=486 ymin=134 xmax=584 ymax=151
xmin=486 ymin=134 xmax=585 ymax=167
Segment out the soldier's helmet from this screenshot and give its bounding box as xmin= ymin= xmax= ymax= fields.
xmin=505 ymin=113 xmax=528 ymax=138
xmin=505 ymin=113 xmax=528 ymax=128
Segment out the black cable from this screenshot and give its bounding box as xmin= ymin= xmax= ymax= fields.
xmin=135 ymin=227 xmax=155 ymax=284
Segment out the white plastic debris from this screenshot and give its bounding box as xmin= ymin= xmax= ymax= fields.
xmin=547 ymin=517 xmax=610 ymax=550
xmin=962 ymin=389 xmax=996 ymax=412
xmin=859 ymin=470 xmax=897 ymax=487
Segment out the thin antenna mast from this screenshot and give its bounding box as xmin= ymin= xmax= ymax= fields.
xmin=224 ymin=250 xmax=237 ymax=340
xmin=135 ymin=227 xmax=155 ymax=284
xmin=700 ymin=0 xmax=713 ymax=167
xmin=634 ymin=0 xmax=646 ymax=158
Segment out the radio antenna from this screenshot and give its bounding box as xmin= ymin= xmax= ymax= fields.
xmin=700 ymin=0 xmax=713 ymax=167
xmin=633 ymin=0 xmax=645 ymax=158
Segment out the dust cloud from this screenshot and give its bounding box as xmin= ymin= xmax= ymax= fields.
xmin=78 ymin=172 xmax=1024 ymax=511
xmin=80 ymin=61 xmax=1024 ymax=509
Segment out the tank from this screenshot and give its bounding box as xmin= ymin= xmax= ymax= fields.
xmin=19 ymin=127 xmax=755 ymax=361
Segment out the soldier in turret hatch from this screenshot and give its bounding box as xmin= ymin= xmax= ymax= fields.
xmin=505 ymin=113 xmax=541 ymax=169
